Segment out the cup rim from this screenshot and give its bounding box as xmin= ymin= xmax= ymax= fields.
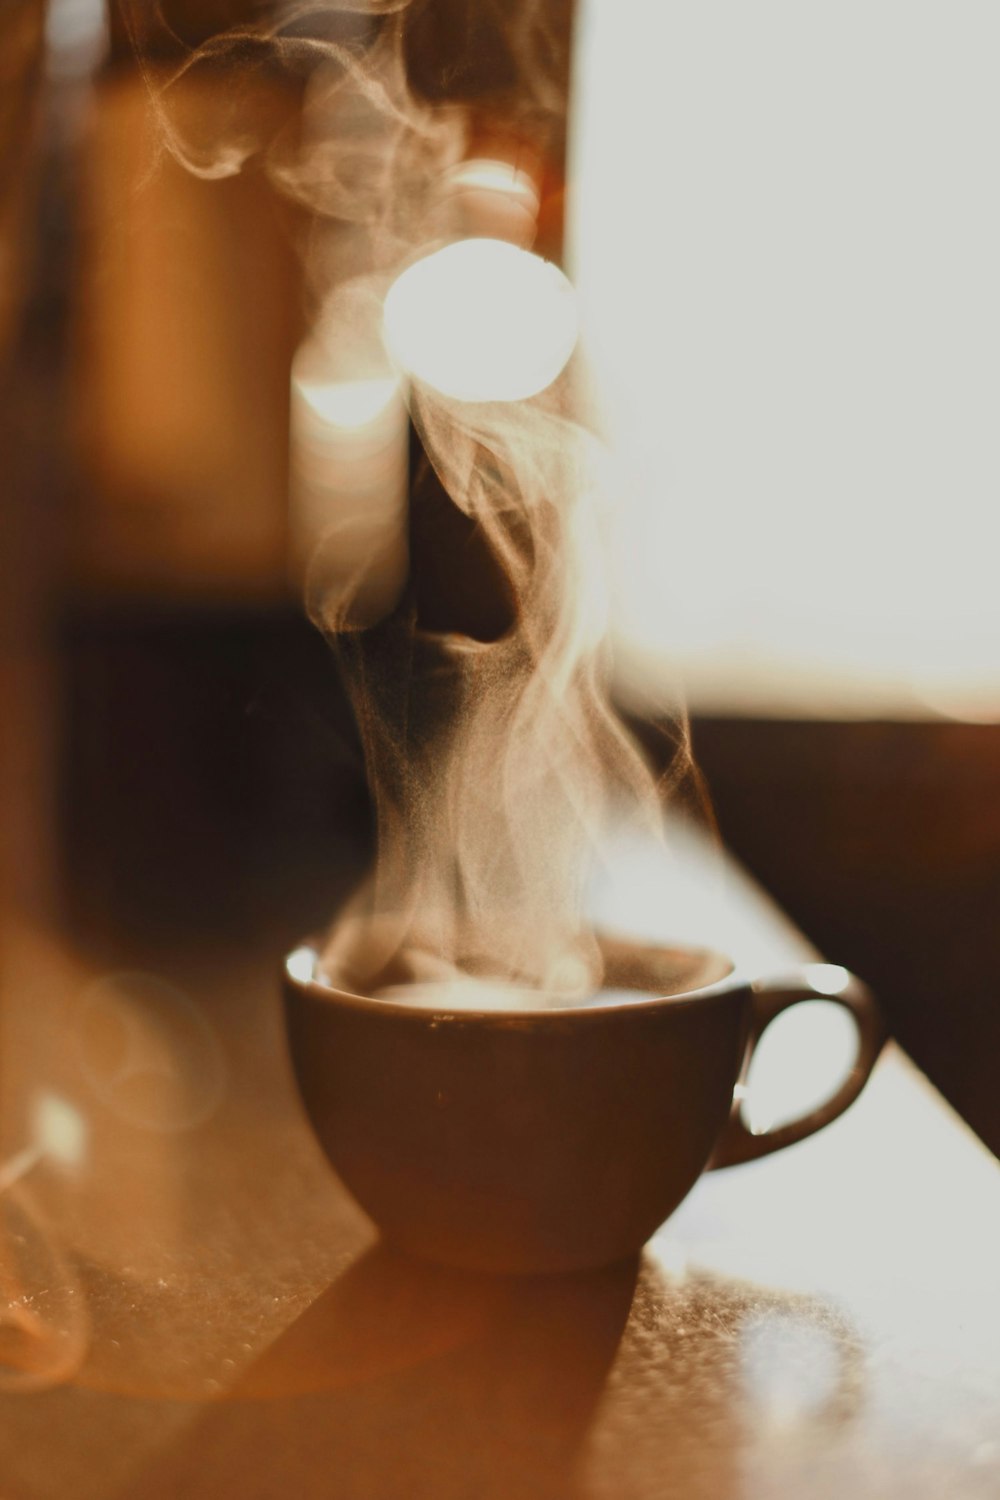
xmin=284 ymin=932 xmax=745 ymax=1024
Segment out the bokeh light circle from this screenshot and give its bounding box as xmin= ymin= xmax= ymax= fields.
xmin=383 ymin=238 xmax=579 ymax=403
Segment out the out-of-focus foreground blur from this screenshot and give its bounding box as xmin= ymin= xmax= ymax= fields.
xmin=3 ymin=0 xmax=999 ymax=1153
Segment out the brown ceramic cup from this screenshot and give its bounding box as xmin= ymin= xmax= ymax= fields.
xmin=283 ymin=933 xmax=885 ymax=1274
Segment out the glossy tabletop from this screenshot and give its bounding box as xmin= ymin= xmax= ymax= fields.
xmin=1 ymin=827 xmax=998 ymax=1499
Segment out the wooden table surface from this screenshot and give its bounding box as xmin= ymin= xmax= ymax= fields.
xmin=1 ymin=826 xmax=998 ymax=1499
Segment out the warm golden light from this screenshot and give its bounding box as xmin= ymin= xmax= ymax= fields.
xmin=32 ymin=1092 xmax=87 ymax=1169
xmin=440 ymin=157 xmax=541 ymax=245
xmin=446 ymin=157 xmax=539 ymax=207
xmin=910 ymin=679 xmax=1000 ymax=725
xmin=289 ymin=346 xmax=410 ymax=631
xmin=296 ymin=375 xmax=401 ymax=432
xmin=382 ymin=238 xmax=578 ymax=403
xmin=0 ymin=1094 xmax=87 ymax=1193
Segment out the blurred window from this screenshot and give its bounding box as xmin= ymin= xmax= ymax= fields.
xmin=571 ymin=1 xmax=1000 ymax=721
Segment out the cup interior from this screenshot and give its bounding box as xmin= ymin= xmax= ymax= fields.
xmin=294 ymin=925 xmax=734 ymax=1016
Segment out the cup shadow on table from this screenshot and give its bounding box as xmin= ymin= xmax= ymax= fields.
xmin=119 ymin=1240 xmax=864 ymax=1500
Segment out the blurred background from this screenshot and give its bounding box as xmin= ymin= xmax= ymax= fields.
xmin=2 ymin=0 xmax=999 ymax=1153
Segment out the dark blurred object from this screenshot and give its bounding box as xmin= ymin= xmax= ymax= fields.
xmin=402 ymin=0 xmax=573 ymax=261
xmin=691 ymin=717 xmax=1000 ymax=1157
xmin=109 ymin=0 xmax=273 ymax=58
xmin=402 ymin=0 xmax=573 ymax=140
xmin=407 ymin=446 xmax=519 ymax=644
xmin=0 ymin=1 xmax=46 ymax=342
xmin=57 ymin=603 xmax=370 ymax=955
xmin=1 ymin=0 xmax=56 ymax=924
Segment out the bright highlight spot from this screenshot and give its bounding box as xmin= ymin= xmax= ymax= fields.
xmin=383 ymin=238 xmax=579 ymax=403
xmin=286 ymin=946 xmax=316 ymax=985
xmin=442 ymin=157 xmax=541 ymax=243
xmin=446 ymin=157 xmax=540 ymax=213
xmin=296 ymin=375 xmax=401 ymax=432
xmin=802 ymin=963 xmax=851 ymax=998
xmin=32 ymin=1092 xmax=87 ymax=1168
xmin=0 ymin=1096 xmax=87 ymax=1194
xmin=290 ymin=348 xmax=410 ymax=630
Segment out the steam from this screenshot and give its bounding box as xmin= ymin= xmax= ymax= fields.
xmin=122 ymin=0 xmax=701 ymax=1000
xmin=330 ymin=350 xmax=668 ymax=995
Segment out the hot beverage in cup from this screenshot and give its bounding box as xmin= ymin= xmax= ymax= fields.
xmin=283 ymin=929 xmax=884 ymax=1275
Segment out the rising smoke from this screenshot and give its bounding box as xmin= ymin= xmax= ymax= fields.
xmin=121 ymin=0 xmax=703 ymax=1000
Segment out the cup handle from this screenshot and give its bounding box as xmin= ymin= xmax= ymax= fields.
xmin=710 ymin=965 xmax=887 ymax=1168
